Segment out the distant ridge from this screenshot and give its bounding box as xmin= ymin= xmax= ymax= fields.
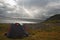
xmin=44 ymin=14 xmax=60 ymax=23
xmin=47 ymin=14 xmax=60 ymax=20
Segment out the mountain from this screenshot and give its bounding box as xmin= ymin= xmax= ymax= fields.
xmin=46 ymin=14 xmax=60 ymax=20
xmin=44 ymin=14 xmax=60 ymax=23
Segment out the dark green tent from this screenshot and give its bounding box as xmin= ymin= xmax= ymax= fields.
xmin=5 ymin=23 xmax=29 ymax=38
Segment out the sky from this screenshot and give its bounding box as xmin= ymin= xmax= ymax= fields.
xmin=0 ymin=0 xmax=60 ymax=23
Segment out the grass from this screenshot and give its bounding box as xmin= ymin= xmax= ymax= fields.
xmin=0 ymin=23 xmax=60 ymax=40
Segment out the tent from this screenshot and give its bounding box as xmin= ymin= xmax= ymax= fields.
xmin=5 ymin=23 xmax=29 ymax=38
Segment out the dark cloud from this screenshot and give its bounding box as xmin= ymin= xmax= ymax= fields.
xmin=0 ymin=0 xmax=60 ymax=23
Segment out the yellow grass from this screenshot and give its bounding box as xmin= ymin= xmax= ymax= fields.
xmin=0 ymin=23 xmax=60 ymax=40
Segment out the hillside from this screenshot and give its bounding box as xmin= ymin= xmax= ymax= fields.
xmin=44 ymin=14 xmax=60 ymax=23
xmin=24 ymin=14 xmax=60 ymax=32
xmin=47 ymin=14 xmax=60 ymax=20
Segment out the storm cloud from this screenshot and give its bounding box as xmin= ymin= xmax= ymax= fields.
xmin=0 ymin=0 xmax=60 ymax=23
xmin=17 ymin=0 xmax=60 ymax=19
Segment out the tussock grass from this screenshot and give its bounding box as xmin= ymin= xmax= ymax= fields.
xmin=0 ymin=23 xmax=60 ymax=40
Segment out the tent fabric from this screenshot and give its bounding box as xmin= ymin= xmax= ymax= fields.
xmin=6 ymin=23 xmax=28 ymax=38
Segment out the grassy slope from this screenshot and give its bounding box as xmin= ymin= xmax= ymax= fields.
xmin=0 ymin=22 xmax=60 ymax=40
